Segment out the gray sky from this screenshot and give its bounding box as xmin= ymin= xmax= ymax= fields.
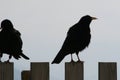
xmin=0 ymin=0 xmax=120 ymax=80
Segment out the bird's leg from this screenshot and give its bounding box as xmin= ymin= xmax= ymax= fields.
xmin=5 ymin=55 xmax=12 ymax=63
xmin=0 ymin=58 xmax=1 ymax=62
xmin=77 ymin=54 xmax=81 ymax=62
xmin=76 ymin=52 xmax=84 ymax=63
xmin=70 ymin=54 xmax=75 ymax=63
xmin=0 ymin=53 xmax=2 ymax=62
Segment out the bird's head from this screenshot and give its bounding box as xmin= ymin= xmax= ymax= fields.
xmin=79 ymin=15 xmax=97 ymax=24
xmin=1 ymin=19 xmax=14 ymax=30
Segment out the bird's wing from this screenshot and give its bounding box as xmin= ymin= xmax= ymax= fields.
xmin=60 ymin=23 xmax=90 ymax=53
xmin=60 ymin=24 xmax=80 ymax=52
xmin=11 ymin=30 xmax=23 ymax=49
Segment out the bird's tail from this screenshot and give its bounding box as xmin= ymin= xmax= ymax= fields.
xmin=21 ymin=53 xmax=29 ymax=60
xmin=52 ymin=51 xmax=67 ymax=64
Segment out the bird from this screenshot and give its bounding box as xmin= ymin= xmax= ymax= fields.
xmin=0 ymin=19 xmax=29 ymax=62
xmin=52 ymin=15 xmax=97 ymax=64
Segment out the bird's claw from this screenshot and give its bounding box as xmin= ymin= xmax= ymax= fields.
xmin=70 ymin=60 xmax=76 ymax=63
xmin=4 ymin=60 xmax=10 ymax=63
xmin=77 ymin=60 xmax=84 ymax=63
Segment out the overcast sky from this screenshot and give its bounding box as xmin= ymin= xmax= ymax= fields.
xmin=0 ymin=0 xmax=120 ymax=80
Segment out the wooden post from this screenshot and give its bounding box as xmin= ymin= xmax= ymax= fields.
xmin=0 ymin=62 xmax=14 ymax=80
xmin=21 ymin=70 xmax=30 ymax=80
xmin=31 ymin=62 xmax=49 ymax=80
xmin=99 ymin=62 xmax=117 ymax=80
xmin=65 ymin=62 xmax=84 ymax=80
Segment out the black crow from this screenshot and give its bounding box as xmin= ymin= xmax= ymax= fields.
xmin=52 ymin=15 xmax=97 ymax=64
xmin=0 ymin=19 xmax=29 ymax=62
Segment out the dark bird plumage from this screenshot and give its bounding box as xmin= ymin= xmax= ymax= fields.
xmin=0 ymin=19 xmax=29 ymax=62
xmin=52 ymin=15 xmax=97 ymax=64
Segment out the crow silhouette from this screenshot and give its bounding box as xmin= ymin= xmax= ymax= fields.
xmin=52 ymin=15 xmax=97 ymax=64
xmin=0 ymin=19 xmax=29 ymax=62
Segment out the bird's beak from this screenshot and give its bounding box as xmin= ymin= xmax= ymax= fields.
xmin=92 ymin=17 xmax=97 ymax=20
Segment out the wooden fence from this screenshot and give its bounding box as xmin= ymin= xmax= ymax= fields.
xmin=0 ymin=62 xmax=117 ymax=80
xmin=0 ymin=63 xmax=13 ymax=80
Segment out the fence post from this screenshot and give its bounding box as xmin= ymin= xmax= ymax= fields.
xmin=21 ymin=70 xmax=30 ymax=80
xmin=99 ymin=62 xmax=117 ymax=80
xmin=65 ymin=62 xmax=84 ymax=80
xmin=31 ymin=62 xmax=49 ymax=80
xmin=0 ymin=62 xmax=14 ymax=80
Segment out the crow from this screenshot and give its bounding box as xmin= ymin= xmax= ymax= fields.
xmin=52 ymin=15 xmax=97 ymax=64
xmin=0 ymin=19 xmax=29 ymax=62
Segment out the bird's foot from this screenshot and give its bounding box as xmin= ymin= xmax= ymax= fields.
xmin=0 ymin=60 xmax=2 ymax=63
xmin=4 ymin=60 xmax=10 ymax=63
xmin=70 ymin=60 xmax=75 ymax=63
xmin=77 ymin=60 xmax=84 ymax=63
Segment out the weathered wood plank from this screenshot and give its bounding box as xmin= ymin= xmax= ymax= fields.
xmin=31 ymin=62 xmax=49 ymax=80
xmin=99 ymin=62 xmax=117 ymax=80
xmin=0 ymin=62 xmax=14 ymax=80
xmin=21 ymin=70 xmax=30 ymax=80
xmin=65 ymin=62 xmax=84 ymax=80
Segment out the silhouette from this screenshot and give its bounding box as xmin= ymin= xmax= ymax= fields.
xmin=0 ymin=19 xmax=29 ymax=62
xmin=52 ymin=15 xmax=97 ymax=64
